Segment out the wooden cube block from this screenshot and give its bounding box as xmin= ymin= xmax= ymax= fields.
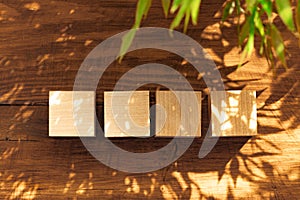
xmin=104 ymin=91 xmax=150 ymax=137
xmin=49 ymin=91 xmax=95 ymax=137
xmin=155 ymin=91 xmax=202 ymax=137
xmin=210 ymin=90 xmax=257 ymax=137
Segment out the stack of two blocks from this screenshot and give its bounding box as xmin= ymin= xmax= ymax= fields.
xmin=49 ymin=90 xmax=257 ymax=137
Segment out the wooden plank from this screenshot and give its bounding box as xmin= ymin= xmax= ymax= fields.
xmin=0 ymin=105 xmax=48 ymax=141
xmin=104 ymin=91 xmax=150 ymax=137
xmin=49 ymin=91 xmax=95 ymax=137
xmin=0 ymin=56 xmax=211 ymax=105
xmin=155 ymin=91 xmax=201 ymax=137
xmin=1 ymin=0 xmax=291 ymax=105
xmin=210 ymin=90 xmax=257 ymax=137
xmin=0 ymin=134 xmax=300 ymax=199
xmin=0 ymin=104 xmax=299 ymax=198
xmin=0 ymin=0 xmax=299 ymax=198
xmin=0 ymin=0 xmax=136 ymax=105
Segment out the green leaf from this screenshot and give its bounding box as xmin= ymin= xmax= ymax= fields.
xmin=239 ymin=31 xmax=254 ymax=68
xmin=171 ymin=0 xmax=182 ymax=13
xmin=222 ymin=0 xmax=235 ymax=22
xmin=254 ymin=10 xmax=265 ymax=37
xmin=275 ymin=0 xmax=295 ymax=32
xmin=235 ymin=0 xmax=244 ymax=15
xmin=239 ymin=18 xmax=250 ymax=46
xmin=118 ymin=29 xmax=137 ymax=62
xmin=190 ymin=0 xmax=201 ymax=25
xmin=119 ymin=0 xmax=152 ymax=63
xmin=263 ymin=25 xmax=275 ymax=68
xmin=161 ymin=0 xmax=171 ymax=17
xmin=247 ymin=9 xmax=256 ymax=55
xmin=259 ymin=40 xmax=264 ymax=55
xmin=270 ymin=24 xmax=287 ymax=69
xmin=297 ymin=0 xmax=300 ymax=29
xmin=239 ymin=33 xmax=254 ymax=68
xmin=258 ymin=0 xmax=272 ymax=18
xmin=238 ymin=11 xmax=255 ymax=67
xmin=135 ymin=0 xmax=152 ymax=26
xmin=144 ymin=0 xmax=152 ymax=18
xmin=246 ymin=30 xmax=255 ymax=57
xmin=296 ymin=0 xmax=300 ymax=46
xmin=170 ymin=1 xmax=189 ymax=30
xmin=184 ymin=7 xmax=191 ymax=33
xmin=266 ymin=37 xmax=275 ymax=69
xmin=245 ymin=0 xmax=257 ymax=13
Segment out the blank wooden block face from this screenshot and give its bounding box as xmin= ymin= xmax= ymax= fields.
xmin=155 ymin=91 xmax=202 ymax=137
xmin=49 ymin=91 xmax=95 ymax=137
xmin=210 ymin=90 xmax=257 ymax=137
xmin=104 ymin=91 xmax=150 ymax=137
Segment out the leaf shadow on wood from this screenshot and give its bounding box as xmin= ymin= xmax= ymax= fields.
xmin=0 ymin=0 xmax=299 ymax=199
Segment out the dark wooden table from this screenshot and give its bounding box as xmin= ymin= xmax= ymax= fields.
xmin=0 ymin=0 xmax=299 ymax=199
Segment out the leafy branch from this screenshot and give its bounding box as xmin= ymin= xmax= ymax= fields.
xmin=223 ymin=0 xmax=299 ymax=70
xmin=119 ymin=0 xmax=300 ymax=72
xmin=118 ymin=0 xmax=201 ymax=62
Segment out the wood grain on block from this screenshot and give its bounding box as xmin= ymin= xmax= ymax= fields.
xmin=104 ymin=91 xmax=150 ymax=137
xmin=210 ymin=90 xmax=257 ymax=137
xmin=49 ymin=91 xmax=95 ymax=137
xmin=155 ymin=91 xmax=202 ymax=137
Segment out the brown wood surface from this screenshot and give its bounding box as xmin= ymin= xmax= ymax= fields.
xmin=0 ymin=0 xmax=299 ymax=199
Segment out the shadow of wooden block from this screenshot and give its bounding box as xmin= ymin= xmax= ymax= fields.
xmin=49 ymin=91 xmax=95 ymax=137
xmin=155 ymin=91 xmax=202 ymax=137
xmin=104 ymin=91 xmax=150 ymax=137
xmin=210 ymin=90 xmax=257 ymax=137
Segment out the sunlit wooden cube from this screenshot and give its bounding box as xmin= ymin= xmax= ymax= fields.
xmin=49 ymin=91 xmax=95 ymax=137
xmin=104 ymin=91 xmax=150 ymax=137
xmin=210 ymin=90 xmax=257 ymax=137
xmin=155 ymin=91 xmax=202 ymax=137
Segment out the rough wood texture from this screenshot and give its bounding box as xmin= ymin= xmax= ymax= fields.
xmin=0 ymin=0 xmax=299 ymax=199
xmin=104 ymin=91 xmax=150 ymax=137
xmin=49 ymin=91 xmax=95 ymax=137
xmin=155 ymin=91 xmax=201 ymax=137
xmin=210 ymin=90 xmax=257 ymax=137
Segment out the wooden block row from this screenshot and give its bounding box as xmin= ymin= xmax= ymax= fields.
xmin=103 ymin=91 xmax=202 ymax=137
xmin=49 ymin=90 xmax=257 ymax=137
